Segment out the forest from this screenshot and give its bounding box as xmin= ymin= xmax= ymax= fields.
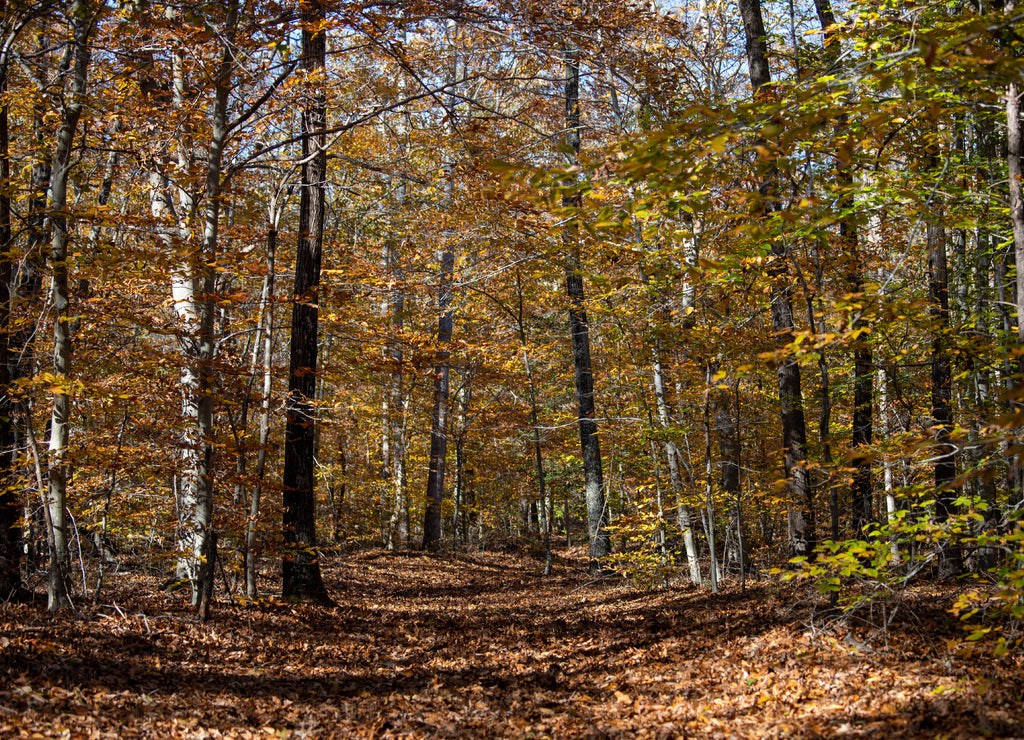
xmin=2 ymin=0 xmax=1024 ymax=735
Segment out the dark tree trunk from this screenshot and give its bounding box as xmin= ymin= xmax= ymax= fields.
xmin=563 ymin=44 xmax=609 ymax=570
xmin=0 ymin=44 xmax=22 ymax=601
xmin=814 ymin=0 xmax=874 ymax=535
xmin=928 ymin=218 xmax=963 ymax=578
xmin=422 ymin=20 xmax=459 ymax=551
xmin=738 ymin=0 xmax=815 ymax=559
xmin=715 ymin=394 xmax=740 ymax=499
xmin=738 ymin=0 xmax=771 ymax=91
xmin=850 ymin=259 xmax=874 ymax=534
xmin=282 ymin=0 xmax=331 ymax=603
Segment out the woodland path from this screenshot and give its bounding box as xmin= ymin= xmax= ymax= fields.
xmin=0 ymin=548 xmax=1022 ymax=738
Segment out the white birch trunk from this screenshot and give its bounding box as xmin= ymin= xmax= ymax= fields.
xmin=652 ymin=354 xmax=701 ymax=585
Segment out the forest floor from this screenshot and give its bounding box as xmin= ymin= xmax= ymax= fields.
xmin=1 ymin=547 xmax=1023 ymax=739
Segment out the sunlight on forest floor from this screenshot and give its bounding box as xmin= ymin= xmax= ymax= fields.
xmin=1 ymin=549 xmax=1022 ymax=738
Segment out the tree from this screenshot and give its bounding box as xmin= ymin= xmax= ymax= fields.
xmin=282 ymin=0 xmax=332 ymax=603
xmin=927 ymin=209 xmax=962 ymax=578
xmin=811 ymin=0 xmax=872 ymax=536
xmin=737 ymin=0 xmax=814 ymax=560
xmin=0 ymin=0 xmax=28 ymax=602
xmin=422 ymin=19 xmax=459 ymax=552
xmin=563 ymin=41 xmax=610 ymax=570
xmin=43 ymin=0 xmax=96 ymax=611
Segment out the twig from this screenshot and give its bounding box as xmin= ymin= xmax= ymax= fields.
xmin=567 ymin=575 xmax=616 ymax=594
xmin=68 ymin=510 xmax=87 ymax=593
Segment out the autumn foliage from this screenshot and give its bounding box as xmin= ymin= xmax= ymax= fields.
xmin=1 ymin=0 xmax=1024 ymax=732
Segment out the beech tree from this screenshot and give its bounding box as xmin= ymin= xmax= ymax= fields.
xmin=282 ymin=0 xmax=332 ymax=603
xmin=737 ymin=0 xmax=814 ymax=559
xmin=43 ymin=0 xmax=95 ymax=611
xmin=422 ymin=18 xmax=459 ymax=552
xmin=563 ymin=41 xmax=610 ymax=569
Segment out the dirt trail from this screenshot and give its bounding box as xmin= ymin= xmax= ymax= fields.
xmin=0 ymin=549 xmax=1022 ymax=738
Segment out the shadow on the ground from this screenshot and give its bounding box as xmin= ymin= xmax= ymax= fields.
xmin=0 ymin=549 xmax=1019 ymax=738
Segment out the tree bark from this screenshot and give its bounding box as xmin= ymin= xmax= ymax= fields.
xmin=715 ymin=384 xmax=747 ymax=575
xmin=1009 ymin=2 xmax=1024 ymax=357
xmin=1006 ymin=1 xmax=1024 ymax=501
xmin=422 ymin=247 xmax=455 ymax=550
xmin=385 ymin=24 xmax=410 ymax=551
xmin=422 ymin=19 xmax=459 ymax=551
xmin=246 ymin=207 xmax=278 ymax=599
xmin=45 ymin=0 xmax=94 ymax=612
xmin=0 ymin=19 xmax=22 ymax=602
xmin=452 ymin=375 xmax=473 ymax=544
xmin=737 ymin=0 xmax=815 ymax=559
xmin=703 ymin=363 xmax=719 ymax=591
xmin=815 ymin=0 xmax=874 ymax=537
xmin=13 ymin=32 xmax=53 ymax=571
xmin=186 ymin=0 xmax=236 ymax=612
xmin=384 ymin=232 xmax=408 ymax=549
xmin=652 ymin=349 xmax=701 ymax=585
xmin=563 ymin=43 xmax=610 ymax=570
xmin=282 ymin=0 xmax=332 ymax=603
xmin=928 ymin=216 xmax=963 ymax=578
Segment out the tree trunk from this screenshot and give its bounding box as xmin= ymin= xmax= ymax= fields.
xmin=850 ymin=258 xmax=874 ymax=536
xmin=422 ymin=246 xmax=455 ymax=550
xmin=385 ymin=24 xmax=411 ymax=551
xmin=1006 ymin=3 xmax=1024 ymax=501
xmin=715 ymin=385 xmax=747 ymax=576
xmin=0 ymin=28 xmax=22 ymax=602
xmin=703 ymin=363 xmax=719 ymax=591
xmin=1010 ymin=3 xmax=1024 ymax=360
xmin=928 ymin=215 xmax=963 ymax=578
xmin=563 ymin=44 xmax=610 ymax=570
xmin=513 ymin=268 xmax=552 ymax=571
xmin=738 ymin=0 xmax=814 ymax=559
xmin=246 ymin=207 xmax=278 ymax=599
xmin=814 ymin=0 xmax=874 ymax=536
xmin=422 ymin=20 xmax=459 ymax=552
xmin=652 ymin=349 xmax=701 ymax=584
xmin=184 ymin=0 xmax=236 ymax=612
xmin=452 ymin=374 xmax=475 ymax=545
xmin=45 ymin=0 xmax=93 ymax=612
xmin=282 ymin=0 xmax=331 ymax=603
xmin=384 ymin=232 xmax=408 ymax=549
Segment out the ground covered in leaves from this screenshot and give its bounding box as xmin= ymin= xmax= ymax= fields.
xmin=1 ymin=548 xmax=1022 ymax=738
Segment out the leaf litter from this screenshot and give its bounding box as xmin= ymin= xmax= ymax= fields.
xmin=1 ymin=549 xmax=1022 ymax=738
